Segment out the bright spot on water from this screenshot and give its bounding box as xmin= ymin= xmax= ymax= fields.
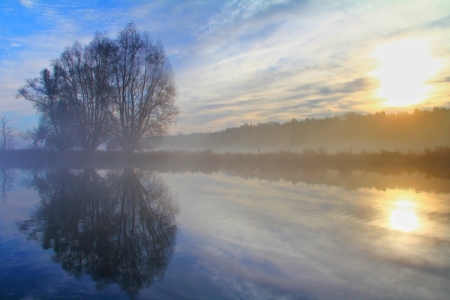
xmin=389 ymin=200 xmax=419 ymax=232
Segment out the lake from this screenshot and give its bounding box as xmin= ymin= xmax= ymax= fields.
xmin=0 ymin=168 xmax=449 ymax=299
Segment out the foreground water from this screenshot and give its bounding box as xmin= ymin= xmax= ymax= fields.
xmin=0 ymin=168 xmax=449 ymax=299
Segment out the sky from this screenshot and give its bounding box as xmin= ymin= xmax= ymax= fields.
xmin=1 ymin=0 xmax=450 ymax=135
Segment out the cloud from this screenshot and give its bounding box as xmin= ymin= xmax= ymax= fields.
xmin=319 ymin=78 xmax=376 ymax=96
xmin=198 ymin=0 xmax=291 ymax=33
xmin=169 ymin=0 xmax=450 ymax=132
xmin=2 ymin=0 xmax=450 ymax=135
xmin=19 ymin=0 xmax=34 ymax=8
xmin=0 ymin=2 xmax=108 ymax=126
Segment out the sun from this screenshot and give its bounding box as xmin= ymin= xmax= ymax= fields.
xmin=371 ymin=39 xmax=440 ymax=107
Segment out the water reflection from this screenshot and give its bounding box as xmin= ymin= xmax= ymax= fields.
xmin=0 ymin=167 xmax=14 ymax=201
xmin=220 ymin=169 xmax=450 ymax=194
xmin=0 ymin=167 xmax=449 ymax=299
xmin=390 ymin=200 xmax=419 ymax=232
xmin=17 ymin=168 xmax=178 ymax=299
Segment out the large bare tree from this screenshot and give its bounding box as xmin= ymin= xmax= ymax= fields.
xmin=18 ymin=23 xmax=178 ymax=154
xmin=109 ymin=23 xmax=179 ymax=154
xmin=56 ymin=34 xmax=116 ymax=152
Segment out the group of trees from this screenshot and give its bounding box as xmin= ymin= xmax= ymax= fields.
xmin=17 ymin=23 xmax=178 ymax=155
xmin=162 ymin=107 xmax=450 ymax=151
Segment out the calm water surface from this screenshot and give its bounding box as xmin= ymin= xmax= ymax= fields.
xmin=0 ymin=168 xmax=449 ymax=299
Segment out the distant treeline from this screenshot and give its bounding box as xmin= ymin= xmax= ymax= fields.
xmin=1 ymin=146 xmax=450 ymax=179
xmin=160 ymin=107 xmax=450 ymax=151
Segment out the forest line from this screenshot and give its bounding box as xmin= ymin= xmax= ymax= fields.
xmin=161 ymin=107 xmax=450 ymax=151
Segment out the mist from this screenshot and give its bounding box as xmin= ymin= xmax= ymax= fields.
xmin=158 ymin=108 xmax=450 ymax=153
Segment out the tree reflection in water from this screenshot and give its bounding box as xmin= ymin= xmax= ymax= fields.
xmin=18 ymin=168 xmax=178 ymax=299
xmin=0 ymin=167 xmax=14 ymax=201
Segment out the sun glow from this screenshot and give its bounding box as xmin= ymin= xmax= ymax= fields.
xmin=372 ymin=39 xmax=440 ymax=107
xmin=389 ymin=200 xmax=419 ymax=232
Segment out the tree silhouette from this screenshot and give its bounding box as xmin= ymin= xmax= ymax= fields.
xmin=0 ymin=114 xmax=14 ymax=151
xmin=17 ymin=67 xmax=76 ymax=150
xmin=17 ymin=22 xmax=178 ymax=153
xmin=109 ymin=23 xmax=179 ymax=154
xmin=55 ymin=34 xmax=117 ymax=153
xmin=18 ymin=168 xmax=178 ymax=299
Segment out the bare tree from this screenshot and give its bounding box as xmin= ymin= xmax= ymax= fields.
xmin=0 ymin=114 xmax=15 ymax=201
xmin=18 ymin=22 xmax=178 ymax=154
xmin=17 ymin=67 xmax=76 ymax=150
xmin=56 ymin=33 xmax=117 ymax=153
xmin=109 ymin=23 xmax=179 ymax=154
xmin=0 ymin=113 xmax=14 ymax=151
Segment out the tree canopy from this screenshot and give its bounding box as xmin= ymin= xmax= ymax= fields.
xmin=18 ymin=22 xmax=179 ymax=153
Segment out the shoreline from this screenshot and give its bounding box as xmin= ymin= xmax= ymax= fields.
xmin=0 ymin=147 xmax=449 ymax=178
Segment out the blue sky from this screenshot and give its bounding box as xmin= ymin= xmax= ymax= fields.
xmin=1 ymin=0 xmax=450 ymax=134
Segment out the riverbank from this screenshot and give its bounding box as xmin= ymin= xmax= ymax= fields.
xmin=1 ymin=147 xmax=449 ymax=178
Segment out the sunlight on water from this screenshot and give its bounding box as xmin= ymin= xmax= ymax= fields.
xmin=389 ymin=200 xmax=419 ymax=232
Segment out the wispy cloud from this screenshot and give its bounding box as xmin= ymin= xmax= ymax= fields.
xmin=19 ymin=0 xmax=34 ymax=8
xmin=0 ymin=1 xmax=105 ymax=130
xmin=2 ymin=0 xmax=450 ymax=134
xmin=170 ymin=0 xmax=450 ymax=132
